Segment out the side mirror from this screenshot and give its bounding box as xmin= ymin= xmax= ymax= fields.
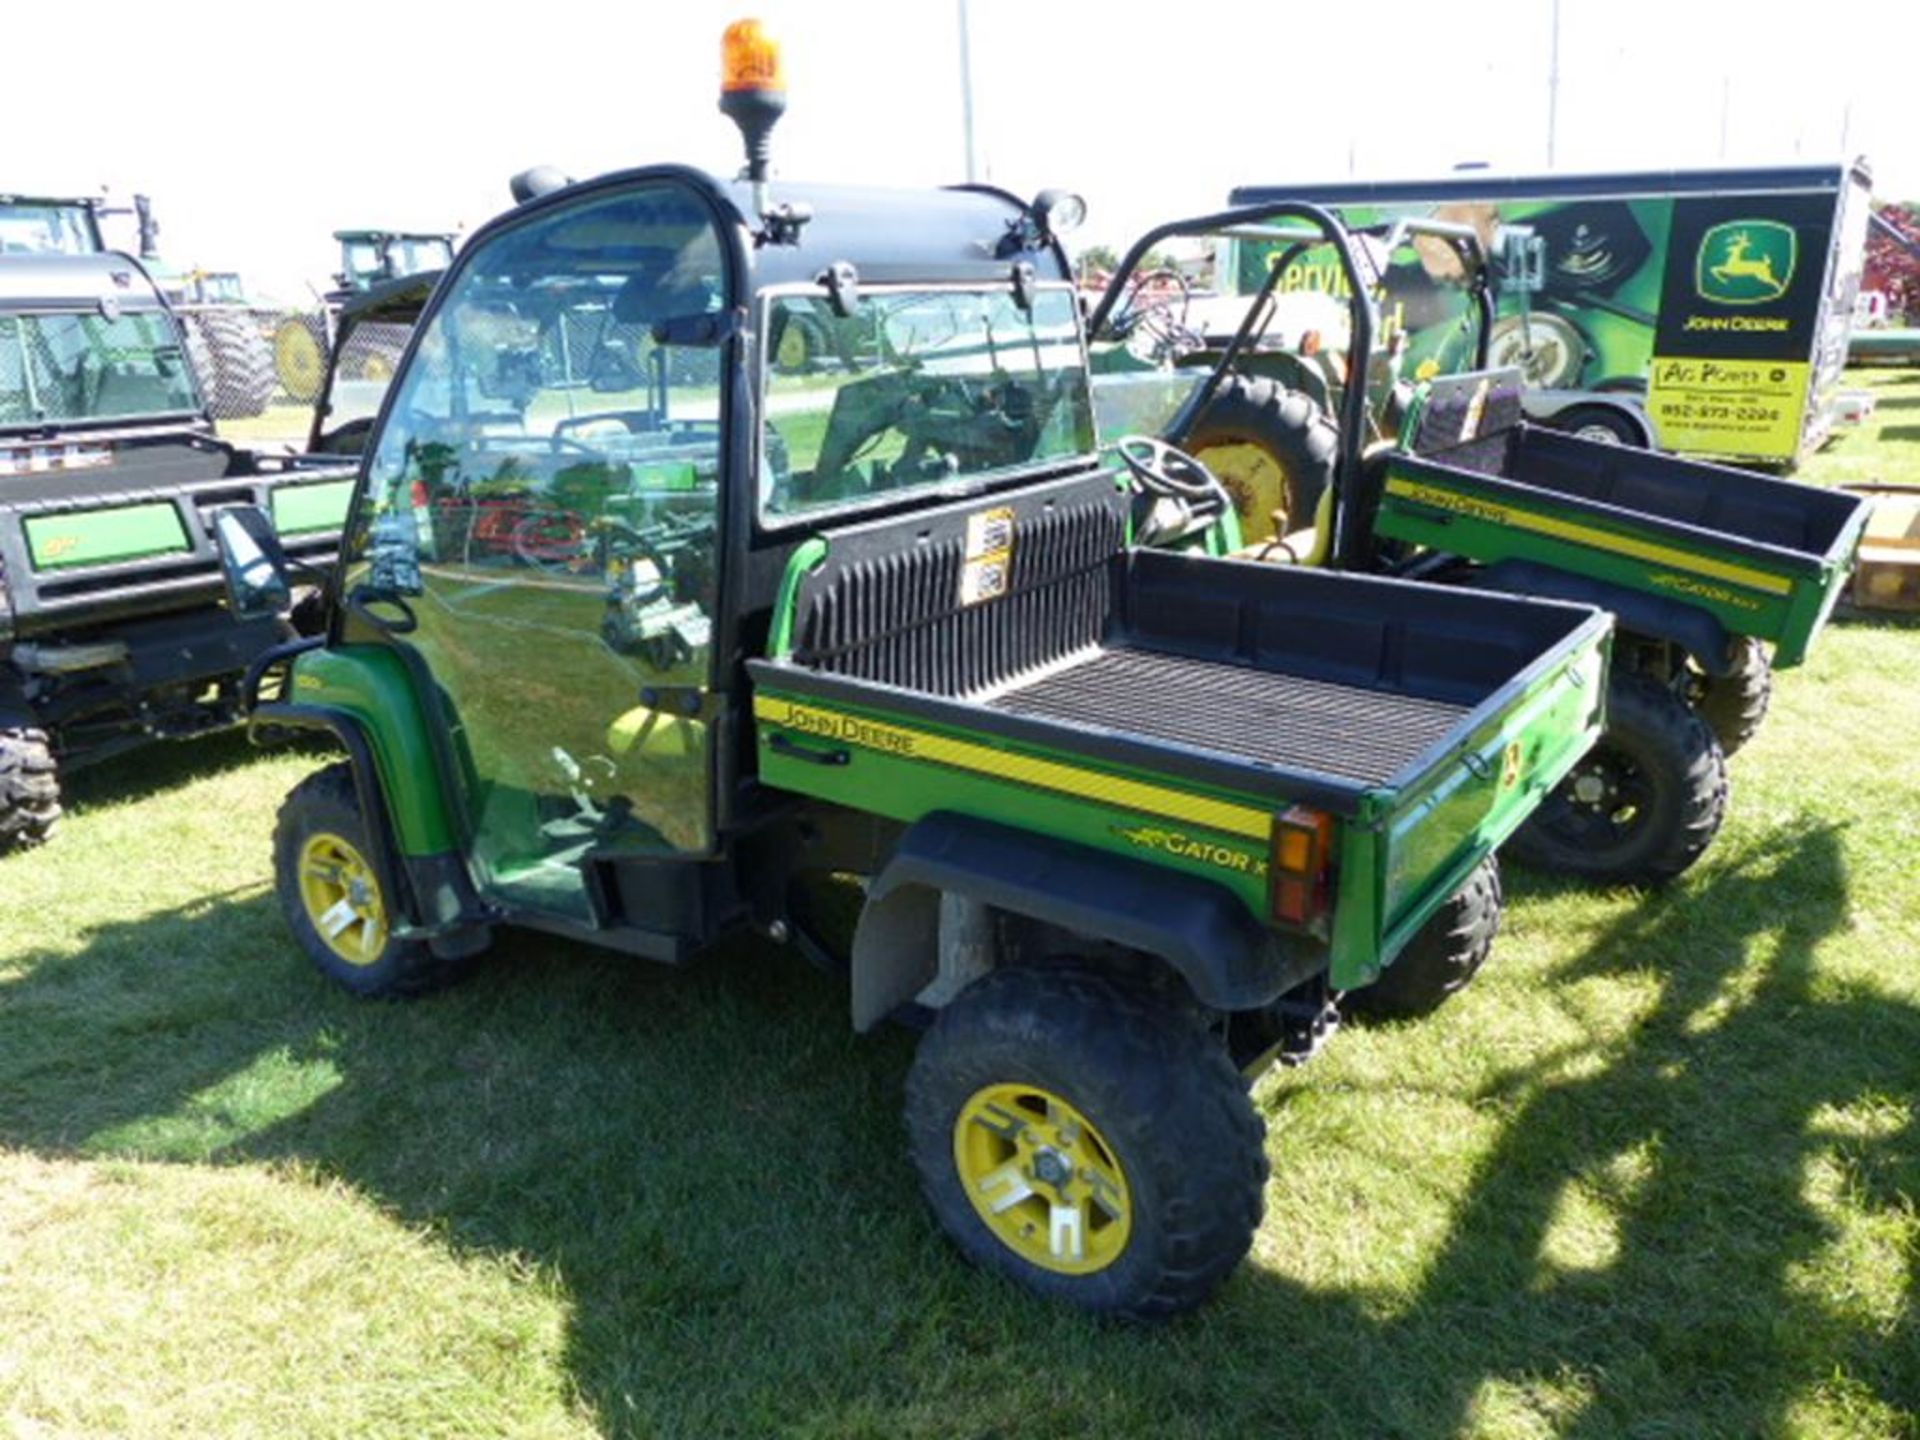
xmin=211 ymin=505 xmax=292 ymax=621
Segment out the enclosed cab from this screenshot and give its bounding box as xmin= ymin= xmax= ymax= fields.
xmin=0 ymin=251 xmax=355 ymax=846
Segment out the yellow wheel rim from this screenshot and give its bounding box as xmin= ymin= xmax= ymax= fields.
xmin=776 ymin=322 xmax=811 ymax=371
xmin=1194 ymin=440 xmax=1294 ymax=544
xmin=953 ymin=1083 xmax=1132 ymax=1275
xmin=359 ymin=352 xmax=395 ymax=382
xmin=274 ymin=322 xmax=325 ymax=402
xmin=297 ymin=831 xmax=389 ymax=966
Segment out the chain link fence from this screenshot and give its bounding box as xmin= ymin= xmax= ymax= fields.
xmin=174 ymin=304 xmax=342 ymax=448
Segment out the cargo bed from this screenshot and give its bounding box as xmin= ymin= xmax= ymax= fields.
xmin=750 ymin=471 xmax=1611 ymax=987
xmin=1377 ymin=370 xmax=1871 ymax=666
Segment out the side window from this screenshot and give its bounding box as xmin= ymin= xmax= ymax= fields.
xmin=359 ymin=185 xmax=726 ymax=660
xmin=348 ymin=184 xmax=730 ymax=865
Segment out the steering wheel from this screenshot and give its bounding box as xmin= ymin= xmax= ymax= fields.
xmin=1113 ymin=435 xmax=1231 ymax=508
xmin=1116 ymin=267 xmax=1201 ymax=363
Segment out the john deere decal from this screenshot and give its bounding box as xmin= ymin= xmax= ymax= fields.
xmin=1695 ymin=220 xmax=1796 ymax=306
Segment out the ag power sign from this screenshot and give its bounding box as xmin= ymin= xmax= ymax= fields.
xmin=1647 ymin=196 xmax=1830 ymax=458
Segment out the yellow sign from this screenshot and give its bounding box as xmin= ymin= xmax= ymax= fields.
xmin=1646 ymin=356 xmax=1810 ymax=461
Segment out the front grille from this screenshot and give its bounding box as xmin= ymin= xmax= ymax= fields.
xmin=990 ymin=647 xmax=1468 ymax=785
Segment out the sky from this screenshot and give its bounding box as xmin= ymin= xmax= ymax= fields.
xmin=9 ymin=0 xmax=1916 ymax=302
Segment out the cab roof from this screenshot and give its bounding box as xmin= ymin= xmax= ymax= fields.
xmin=0 ymin=253 xmax=168 ymax=312
xmin=487 ymin=166 xmax=1074 ymax=295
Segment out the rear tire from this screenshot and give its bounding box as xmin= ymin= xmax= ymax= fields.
xmin=906 ymin=963 xmax=1266 ymax=1320
xmin=1183 ymin=376 xmax=1338 ymax=544
xmin=1688 ymin=637 xmax=1773 ymax=757
xmin=1510 ymin=672 xmax=1728 ymax=885
xmin=274 ymin=761 xmax=478 ymax=996
xmin=0 ymin=728 xmax=61 ymax=853
xmin=1344 ymin=856 xmax=1501 ymax=1020
xmin=198 ymin=310 xmax=277 ymax=418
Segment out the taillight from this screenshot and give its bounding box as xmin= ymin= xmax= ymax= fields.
xmin=1270 ymin=805 xmax=1333 ymax=926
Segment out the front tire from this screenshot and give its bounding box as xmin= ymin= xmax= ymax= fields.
xmin=1509 ymin=672 xmax=1728 ymax=885
xmin=1687 ymin=637 xmax=1773 ymax=757
xmin=906 ymin=964 xmax=1267 ymax=1320
xmin=0 ymin=728 xmax=61 ymax=853
xmin=274 ymin=761 xmax=477 ymax=996
xmin=1344 ymin=856 xmax=1502 ymax=1020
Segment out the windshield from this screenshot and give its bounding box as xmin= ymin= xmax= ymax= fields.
xmin=761 ymin=286 xmax=1094 ymax=518
xmin=0 ymin=310 xmax=199 ymax=425
xmin=0 ymin=202 xmax=98 ymax=256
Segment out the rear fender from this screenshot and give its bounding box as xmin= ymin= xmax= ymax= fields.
xmin=847 ymin=812 xmax=1318 ymax=1031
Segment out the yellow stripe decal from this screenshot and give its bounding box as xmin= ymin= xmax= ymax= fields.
xmin=1384 ymin=477 xmax=1793 ymax=597
xmin=754 ymin=696 xmax=1272 ymax=841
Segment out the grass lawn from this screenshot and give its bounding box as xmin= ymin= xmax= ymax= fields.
xmin=2 ymin=376 xmax=1918 ymax=1439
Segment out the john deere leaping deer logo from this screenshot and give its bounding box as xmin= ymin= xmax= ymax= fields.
xmin=1696 ymin=220 xmax=1796 ymax=305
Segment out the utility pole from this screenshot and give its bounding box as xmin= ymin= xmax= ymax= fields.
xmin=1546 ymin=0 xmax=1561 ymax=167
xmin=958 ymin=0 xmax=980 ymax=183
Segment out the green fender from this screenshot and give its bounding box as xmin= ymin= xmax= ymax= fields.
xmin=271 ymin=644 xmax=459 ymax=856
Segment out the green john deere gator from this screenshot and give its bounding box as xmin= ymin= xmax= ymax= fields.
xmin=217 ymin=22 xmax=1613 ymax=1319
xmin=0 ymin=249 xmax=357 ymax=847
xmin=1091 ymin=202 xmax=1869 ymax=886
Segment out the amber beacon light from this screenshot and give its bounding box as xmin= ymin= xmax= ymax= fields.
xmin=720 ymin=19 xmax=788 ymax=220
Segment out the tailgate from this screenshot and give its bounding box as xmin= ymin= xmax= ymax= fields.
xmin=1328 ymin=603 xmax=1611 ymax=991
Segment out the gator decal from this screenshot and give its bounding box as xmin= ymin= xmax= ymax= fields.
xmin=1382 ymin=476 xmax=1793 ymax=597
xmin=754 ymin=695 xmax=1271 ymax=841
xmin=24 ymin=502 xmax=190 ymax=571
xmin=1113 ymin=823 xmax=1269 ymax=876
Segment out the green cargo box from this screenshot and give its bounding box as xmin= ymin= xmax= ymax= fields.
xmin=749 ymin=473 xmax=1610 ymax=993
xmin=1375 ymin=382 xmax=1870 ymax=668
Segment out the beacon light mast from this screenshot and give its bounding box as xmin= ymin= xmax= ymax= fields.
xmin=719 ymin=19 xmax=808 ymax=243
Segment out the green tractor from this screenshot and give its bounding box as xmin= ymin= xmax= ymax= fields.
xmin=272 ymin=229 xmax=456 ymax=405
xmin=1092 ymin=203 xmax=1870 ymax=886
xmin=215 ymin=25 xmax=1612 ymax=1319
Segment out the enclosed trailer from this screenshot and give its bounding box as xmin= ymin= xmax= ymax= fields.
xmin=1228 ymin=162 xmax=1873 ymax=468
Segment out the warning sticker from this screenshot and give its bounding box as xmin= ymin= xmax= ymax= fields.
xmin=960 ymin=506 xmax=1015 ymax=606
xmin=1645 ymin=357 xmax=1810 ymax=461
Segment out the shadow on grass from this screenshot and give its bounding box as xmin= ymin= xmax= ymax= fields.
xmin=58 ymin=730 xmax=320 ymax=820
xmin=0 ymin=823 xmax=1913 ymax=1437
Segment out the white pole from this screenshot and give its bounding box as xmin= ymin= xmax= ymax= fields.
xmin=1546 ymin=0 xmax=1561 ymax=167
xmin=958 ymin=0 xmax=980 ymax=183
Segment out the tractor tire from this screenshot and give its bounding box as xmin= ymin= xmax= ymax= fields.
xmin=347 ymin=337 xmax=406 ymax=385
xmin=274 ymin=315 xmax=329 ymax=404
xmin=906 ymin=963 xmax=1267 ymax=1321
xmin=0 ymin=728 xmax=61 ymax=853
xmin=1343 ymin=856 xmax=1502 ymax=1021
xmin=1687 ymin=637 xmax=1774 ymax=758
xmin=181 ymin=317 xmax=219 ymax=412
xmin=1509 ymin=671 xmax=1728 ymax=886
xmin=274 ymin=761 xmax=481 ymax=997
xmin=1182 ymin=375 xmax=1338 ymax=544
xmin=198 ymin=310 xmax=278 ymax=418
